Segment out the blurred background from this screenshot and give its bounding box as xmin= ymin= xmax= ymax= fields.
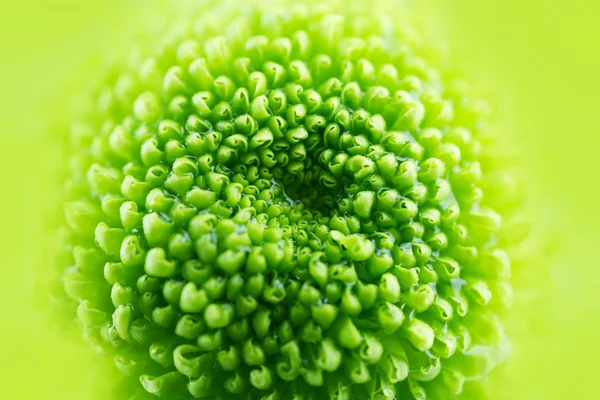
xmin=1 ymin=0 xmax=598 ymax=398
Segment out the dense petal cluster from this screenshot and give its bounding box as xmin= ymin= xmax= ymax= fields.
xmin=55 ymin=1 xmax=518 ymax=399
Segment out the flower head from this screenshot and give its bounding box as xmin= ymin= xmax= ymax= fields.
xmin=56 ymin=1 xmax=519 ymax=398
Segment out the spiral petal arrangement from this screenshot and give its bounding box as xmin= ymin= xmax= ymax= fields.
xmin=55 ymin=1 xmax=519 ymax=399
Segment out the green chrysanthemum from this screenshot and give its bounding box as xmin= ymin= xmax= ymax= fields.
xmin=53 ymin=1 xmax=521 ymax=399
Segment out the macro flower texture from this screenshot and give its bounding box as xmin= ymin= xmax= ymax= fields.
xmin=53 ymin=0 xmax=521 ymax=399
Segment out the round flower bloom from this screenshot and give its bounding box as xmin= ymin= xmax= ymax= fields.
xmin=55 ymin=1 xmax=519 ymax=399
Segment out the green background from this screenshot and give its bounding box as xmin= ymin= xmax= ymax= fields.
xmin=1 ymin=0 xmax=598 ymax=398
